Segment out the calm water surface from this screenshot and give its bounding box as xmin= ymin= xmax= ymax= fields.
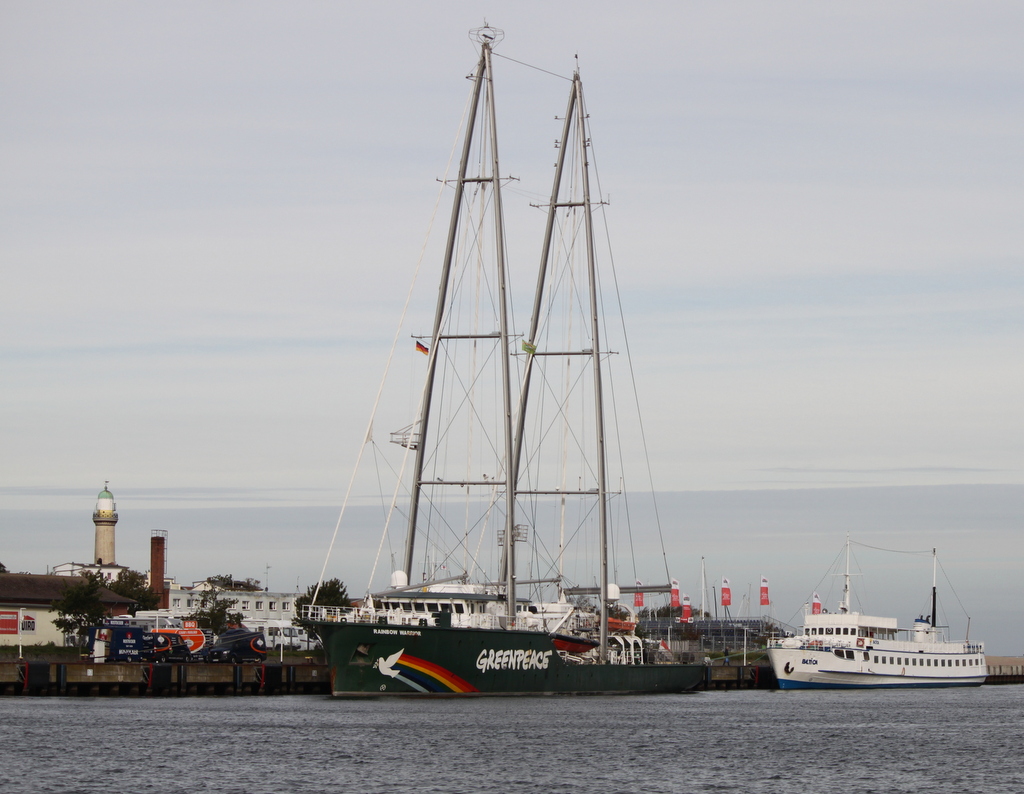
xmin=4 ymin=687 xmax=1023 ymax=793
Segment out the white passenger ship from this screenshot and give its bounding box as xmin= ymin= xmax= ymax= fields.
xmin=768 ymin=543 xmax=986 ymax=689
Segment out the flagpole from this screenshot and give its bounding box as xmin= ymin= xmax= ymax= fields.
xmin=700 ymin=556 xmax=705 ymax=621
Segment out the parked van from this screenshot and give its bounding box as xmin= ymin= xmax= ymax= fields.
xmin=266 ymin=624 xmax=310 ymax=650
xmin=248 ymin=619 xmax=313 ymax=650
xmin=147 ymin=632 xmax=193 ymax=663
xmin=87 ymin=622 xmax=192 ymax=663
xmin=113 ymin=614 xmax=211 ymax=654
xmin=203 ymin=628 xmax=267 ymax=663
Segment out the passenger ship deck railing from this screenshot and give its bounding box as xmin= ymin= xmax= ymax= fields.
xmin=768 ymin=635 xmax=984 ymax=655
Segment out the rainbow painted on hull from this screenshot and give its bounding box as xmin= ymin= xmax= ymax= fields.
xmin=381 ymin=650 xmax=479 ymax=693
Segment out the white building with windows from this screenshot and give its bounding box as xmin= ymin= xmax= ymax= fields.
xmin=162 ymin=579 xmax=298 ymax=626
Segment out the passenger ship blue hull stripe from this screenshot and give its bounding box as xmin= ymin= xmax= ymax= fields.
xmin=778 ymin=678 xmax=982 ymax=690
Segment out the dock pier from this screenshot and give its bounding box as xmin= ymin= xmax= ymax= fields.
xmin=984 ymin=657 xmax=1024 ymax=685
xmin=4 ymin=658 xmax=1021 ymax=695
xmin=0 ymin=661 xmax=330 ymax=697
xmin=702 ymin=664 xmax=776 ymax=690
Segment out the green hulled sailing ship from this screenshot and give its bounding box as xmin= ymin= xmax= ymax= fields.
xmin=305 ymin=27 xmax=704 ymax=696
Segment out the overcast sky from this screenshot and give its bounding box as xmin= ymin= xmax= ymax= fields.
xmin=2 ymin=2 xmax=1021 ymax=651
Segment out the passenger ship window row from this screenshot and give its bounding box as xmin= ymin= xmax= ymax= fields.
xmin=871 ymin=656 xmax=982 ymax=667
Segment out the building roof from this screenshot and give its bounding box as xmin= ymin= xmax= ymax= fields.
xmin=0 ymin=573 xmax=136 ymax=606
xmin=52 ymin=561 xmax=129 ymax=575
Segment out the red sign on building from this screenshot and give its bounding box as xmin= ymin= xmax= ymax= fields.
xmin=0 ymin=611 xmax=35 ymax=635
xmin=0 ymin=612 xmax=17 ymax=634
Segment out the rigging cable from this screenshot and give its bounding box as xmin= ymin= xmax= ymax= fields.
xmin=491 ymin=51 xmax=572 ymax=82
xmin=937 ymin=556 xmax=972 ymax=623
xmin=850 ymin=541 xmax=932 ymax=555
xmin=312 ymin=85 xmax=475 ymax=605
xmin=585 ymin=88 xmax=673 ymax=589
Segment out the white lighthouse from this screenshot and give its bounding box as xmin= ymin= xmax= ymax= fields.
xmin=93 ymin=482 xmax=118 ymax=565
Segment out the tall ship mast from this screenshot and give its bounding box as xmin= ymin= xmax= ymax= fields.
xmin=304 ymin=27 xmax=703 ymax=696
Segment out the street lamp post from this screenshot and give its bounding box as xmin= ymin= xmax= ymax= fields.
xmin=731 ymin=622 xmax=751 ymax=667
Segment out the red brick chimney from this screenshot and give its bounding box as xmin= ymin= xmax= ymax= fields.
xmin=150 ymin=530 xmax=168 ymax=609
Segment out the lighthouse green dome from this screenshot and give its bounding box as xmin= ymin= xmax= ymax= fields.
xmin=98 ymin=487 xmax=113 ymax=499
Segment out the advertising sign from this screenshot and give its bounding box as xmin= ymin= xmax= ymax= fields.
xmin=0 ymin=612 xmax=17 ymax=634
xmin=0 ymin=611 xmax=36 ymax=635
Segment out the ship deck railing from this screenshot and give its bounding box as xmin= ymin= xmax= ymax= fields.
xmin=302 ymin=604 xmax=562 ymax=633
xmin=301 ymin=605 xmax=639 ymax=647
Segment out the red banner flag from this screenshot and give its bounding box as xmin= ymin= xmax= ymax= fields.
xmin=670 ymin=578 xmax=681 ymax=608
xmin=721 ymin=577 xmax=731 ymax=607
xmin=634 ymin=581 xmax=644 ymax=608
xmin=760 ymin=576 xmax=770 ymax=607
xmin=812 ymin=592 xmax=822 ymax=615
xmin=681 ymin=594 xmax=692 ymax=623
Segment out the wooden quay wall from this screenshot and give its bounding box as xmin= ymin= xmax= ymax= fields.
xmin=0 ymin=661 xmax=330 ymax=696
xmin=985 ymin=656 xmax=1024 ymax=685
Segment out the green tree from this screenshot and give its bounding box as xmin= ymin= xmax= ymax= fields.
xmin=0 ymin=561 xmax=8 ymax=573
xmin=107 ymin=569 xmax=159 ymax=615
xmin=294 ymin=578 xmax=350 ymax=618
xmin=52 ymin=572 xmax=108 ymax=644
xmin=206 ymin=574 xmax=261 ymax=591
xmin=187 ymin=586 xmax=244 ymax=634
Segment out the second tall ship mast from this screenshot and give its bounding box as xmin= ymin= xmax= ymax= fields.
xmin=512 ymin=72 xmax=613 ymax=659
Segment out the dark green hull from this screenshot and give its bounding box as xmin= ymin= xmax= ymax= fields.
xmin=313 ymin=620 xmax=704 ymax=696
